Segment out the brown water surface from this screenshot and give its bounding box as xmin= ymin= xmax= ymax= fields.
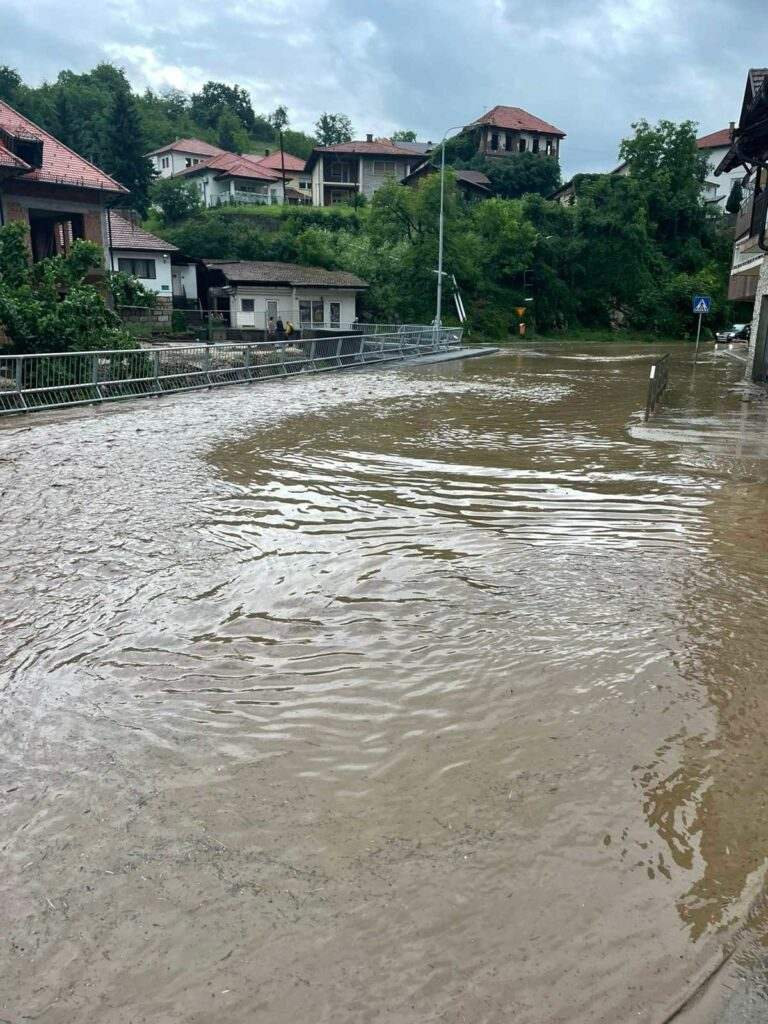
xmin=2 ymin=345 xmax=768 ymax=1023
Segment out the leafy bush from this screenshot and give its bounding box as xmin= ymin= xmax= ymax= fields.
xmin=171 ymin=309 xmax=187 ymax=332
xmin=0 ymin=223 xmax=137 ymax=353
xmin=108 ymin=270 xmax=157 ymax=308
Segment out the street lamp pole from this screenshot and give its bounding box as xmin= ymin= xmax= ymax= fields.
xmin=435 ymin=126 xmax=464 ymax=327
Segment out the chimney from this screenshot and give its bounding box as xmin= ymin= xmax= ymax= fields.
xmin=366 ymin=133 xmax=373 ymax=143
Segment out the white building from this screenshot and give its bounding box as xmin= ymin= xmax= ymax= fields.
xmin=200 ymin=260 xmax=368 ymax=330
xmin=697 ymin=128 xmax=745 ymax=203
xmin=108 ymin=213 xmax=197 ymax=304
xmin=305 ymin=137 xmax=422 ymax=207
xmin=173 ymin=152 xmax=284 ymax=207
xmin=147 ymin=138 xmax=226 ymax=179
xmin=245 ymin=149 xmax=312 ymax=203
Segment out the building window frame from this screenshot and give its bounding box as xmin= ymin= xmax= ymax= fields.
xmin=117 ymin=257 xmax=157 ymax=280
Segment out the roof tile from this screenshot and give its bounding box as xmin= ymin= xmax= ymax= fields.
xmin=467 ymin=106 xmax=566 ymax=138
xmin=203 ymin=260 xmax=367 ymax=289
xmin=109 ymin=213 xmax=178 ymax=253
xmin=0 ymin=99 xmax=127 ymax=193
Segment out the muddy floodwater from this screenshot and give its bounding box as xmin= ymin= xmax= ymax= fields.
xmin=3 ymin=345 xmax=768 ymax=1024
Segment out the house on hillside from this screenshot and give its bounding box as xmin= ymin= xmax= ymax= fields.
xmin=108 ymin=213 xmax=198 ymax=307
xmin=199 ymin=260 xmax=367 ymax=330
xmin=716 ymin=68 xmax=768 ymax=380
xmin=464 ymin=106 xmax=566 ymax=161
xmin=401 ymin=161 xmax=492 ymax=200
xmin=173 ymin=151 xmax=285 ymax=207
xmin=0 ymin=98 xmax=127 ymax=265
xmin=246 ymin=149 xmax=311 ymax=203
xmin=305 ymin=136 xmax=423 ymax=206
xmin=697 ymin=128 xmax=745 ymax=203
xmin=147 ymin=138 xmax=226 ymax=178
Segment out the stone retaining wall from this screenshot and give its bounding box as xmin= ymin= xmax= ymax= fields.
xmin=118 ymin=296 xmax=173 ymax=325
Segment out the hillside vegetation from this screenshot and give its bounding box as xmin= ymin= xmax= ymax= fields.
xmin=157 ymin=120 xmax=735 ymax=339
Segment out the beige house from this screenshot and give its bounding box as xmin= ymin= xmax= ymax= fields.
xmin=464 ymin=106 xmax=566 ymax=161
xmin=305 ymin=137 xmax=422 ymax=207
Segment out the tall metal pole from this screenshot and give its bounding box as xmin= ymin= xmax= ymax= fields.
xmin=435 ymin=138 xmax=446 ymax=326
xmin=435 ymin=126 xmax=463 ymax=327
xmin=694 ymin=311 xmax=703 ymax=362
xmin=279 ymin=129 xmax=286 ymax=206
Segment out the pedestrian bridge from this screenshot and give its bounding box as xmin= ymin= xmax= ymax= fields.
xmin=0 ymin=327 xmax=463 ymax=416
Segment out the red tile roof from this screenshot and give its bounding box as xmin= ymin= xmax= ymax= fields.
xmin=174 ymin=151 xmax=282 ymax=182
xmin=147 ymin=138 xmax=226 ymax=158
xmin=247 ymin=150 xmax=306 ymax=173
xmin=109 ymin=212 xmax=178 ymax=253
xmin=312 ymin=139 xmax=419 ymax=157
xmin=467 ymin=106 xmax=566 ymax=138
xmin=0 ymin=99 xmax=128 ymax=193
xmin=697 ymin=128 xmax=733 ymax=149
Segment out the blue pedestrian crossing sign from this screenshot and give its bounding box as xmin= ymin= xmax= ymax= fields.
xmin=692 ymin=295 xmax=711 ymax=314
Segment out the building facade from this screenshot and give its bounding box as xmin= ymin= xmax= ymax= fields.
xmin=464 ymin=106 xmax=566 ymax=161
xmin=200 ymin=260 xmax=367 ymax=330
xmin=108 ymin=212 xmax=197 ymax=306
xmin=172 ymin=151 xmax=284 ymax=207
xmin=0 ymin=99 xmax=127 ymax=266
xmin=305 ymin=137 xmax=422 ymax=207
xmin=147 ymin=138 xmax=227 ymax=179
xmin=717 ymin=69 xmax=768 ymax=380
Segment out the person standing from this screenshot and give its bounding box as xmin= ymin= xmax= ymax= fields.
xmin=276 ymin=317 xmax=285 ymax=340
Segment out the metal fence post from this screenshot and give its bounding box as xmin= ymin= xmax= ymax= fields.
xmin=153 ymin=350 xmax=161 ymax=395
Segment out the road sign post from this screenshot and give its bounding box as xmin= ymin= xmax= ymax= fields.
xmin=692 ymin=295 xmax=711 ymax=362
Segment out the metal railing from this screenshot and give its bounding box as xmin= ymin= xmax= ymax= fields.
xmin=0 ymin=327 xmax=463 ymax=416
xmin=644 ymin=353 xmax=670 ymax=421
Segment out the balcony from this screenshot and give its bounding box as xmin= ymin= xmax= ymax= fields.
xmin=735 ymin=185 xmax=768 ymax=242
xmin=323 ymin=161 xmax=358 ymax=184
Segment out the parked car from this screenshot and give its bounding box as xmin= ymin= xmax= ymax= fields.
xmin=716 ymin=322 xmax=751 ymax=343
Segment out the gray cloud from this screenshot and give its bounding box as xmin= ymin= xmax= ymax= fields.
xmin=2 ymin=0 xmax=766 ymax=174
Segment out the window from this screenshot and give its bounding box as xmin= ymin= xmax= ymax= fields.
xmin=161 ymin=156 xmax=169 ymax=169
xmin=185 ymin=157 xmax=192 ymax=167
xmin=373 ymin=160 xmax=397 ymax=175
xmin=545 ymin=138 xmax=554 ymax=156
xmin=241 ymin=299 xmax=255 ymax=312
xmin=117 ymin=257 xmax=156 ymax=279
xmin=329 ymin=189 xmax=347 ymax=204
xmin=330 ymin=301 xmax=340 ymax=326
xmin=532 ymin=138 xmax=540 ymax=154
xmin=299 ymin=300 xmax=312 ymax=324
xmin=490 ymin=132 xmax=499 ymax=151
xmin=504 ymin=133 xmax=512 ymax=152
xmin=312 ymin=299 xmax=324 ymax=324
xmin=518 ymin=138 xmax=527 ymax=153
xmin=299 ymin=179 xmax=311 ymax=189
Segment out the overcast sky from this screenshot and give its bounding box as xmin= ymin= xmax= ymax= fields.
xmin=2 ymin=0 xmax=766 ymax=176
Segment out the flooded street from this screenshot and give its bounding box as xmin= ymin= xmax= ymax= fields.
xmin=3 ymin=344 xmax=768 ymax=1023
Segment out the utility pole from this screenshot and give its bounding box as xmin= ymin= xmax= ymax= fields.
xmin=435 ymin=125 xmax=464 ymax=326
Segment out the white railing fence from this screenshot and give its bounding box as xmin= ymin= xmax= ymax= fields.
xmin=0 ymin=327 xmax=463 ymax=416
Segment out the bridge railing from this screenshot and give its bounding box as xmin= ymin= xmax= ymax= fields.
xmin=0 ymin=327 xmax=463 ymax=416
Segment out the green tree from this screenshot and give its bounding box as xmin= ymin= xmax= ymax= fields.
xmin=102 ymin=84 xmax=156 ymax=214
xmin=0 ymin=222 xmax=136 ymax=354
xmin=0 ymin=65 xmax=22 ymax=105
xmin=216 ymin=109 xmax=241 ymax=153
xmin=191 ymin=81 xmax=255 ymax=131
xmin=726 ymin=179 xmax=744 ymax=215
xmin=315 ymin=112 xmax=354 ymax=146
xmin=392 ymin=130 xmax=417 ymax=143
xmin=269 ymin=105 xmax=289 ymax=132
xmin=150 ymin=176 xmax=203 ymax=224
xmin=476 ymin=153 xmax=561 ymax=199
